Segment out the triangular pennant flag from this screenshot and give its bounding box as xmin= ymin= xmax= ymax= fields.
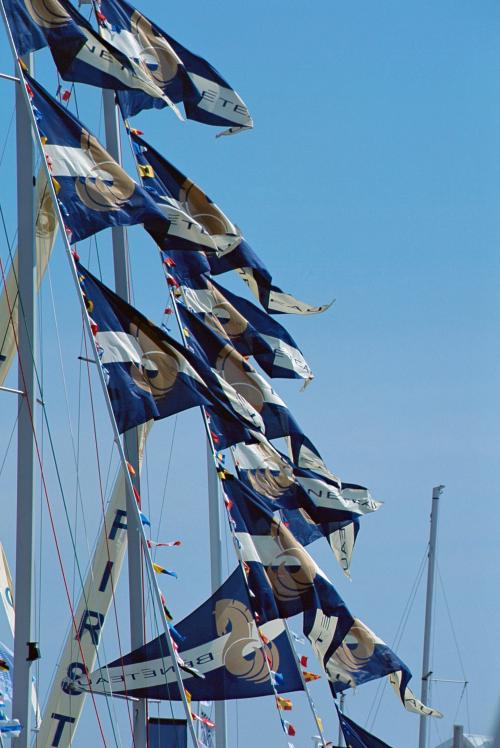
xmin=99 ymin=0 xmax=253 ymax=135
xmin=24 ymin=73 xmax=170 ymax=247
xmin=3 ymin=0 xmax=180 ymax=112
xmin=77 ymin=262 xmax=259 ymax=445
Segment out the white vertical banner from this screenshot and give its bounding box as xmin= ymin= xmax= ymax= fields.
xmin=0 ymin=545 xmax=15 ymax=637
xmin=38 ymin=421 xmax=152 ymax=748
xmin=0 ymin=544 xmax=41 ymax=727
xmin=0 ymin=169 xmax=58 ymax=387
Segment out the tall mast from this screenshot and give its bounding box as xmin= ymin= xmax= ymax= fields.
xmin=418 ymin=484 xmax=444 ymax=748
xmin=207 ymin=443 xmax=227 ymax=748
xmin=12 ymin=53 xmax=37 ymax=747
xmin=102 ymin=89 xmax=147 ymax=746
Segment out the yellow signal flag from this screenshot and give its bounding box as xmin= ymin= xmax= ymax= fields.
xmin=138 ymin=164 xmax=154 ymax=178
xmin=276 ymin=696 xmax=293 ymax=711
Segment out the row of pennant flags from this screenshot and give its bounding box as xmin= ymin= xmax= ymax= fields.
xmin=0 ymin=0 xmax=442 ymax=743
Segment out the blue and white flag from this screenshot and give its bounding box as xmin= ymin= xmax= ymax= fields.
xmin=77 ymin=262 xmax=259 ymax=443
xmin=222 ymin=475 xmax=354 ymax=649
xmin=129 ymin=132 xmax=330 ymax=315
xmin=180 ymin=274 xmax=313 ymax=382
xmin=336 ymin=707 xmax=393 ymax=748
xmin=179 ymin=306 xmax=303 ymax=441
xmin=3 ymin=0 xmax=177 ymax=108
xmin=131 ymin=135 xmax=228 ymax=253
xmin=234 ymin=440 xmax=379 ymax=523
xmin=99 ymin=0 xmax=253 ymax=135
xmin=25 ymin=74 xmax=170 ymax=246
xmin=74 ymin=567 xmax=303 ymax=700
xmin=304 ymin=612 xmax=442 ymax=717
xmin=233 ymin=439 xmax=379 ymax=576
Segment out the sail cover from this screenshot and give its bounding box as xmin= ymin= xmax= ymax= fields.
xmin=75 ymin=567 xmax=303 ymax=701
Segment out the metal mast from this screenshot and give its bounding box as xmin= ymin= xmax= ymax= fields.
xmin=12 ymin=53 xmax=37 ymax=748
xmin=418 ymin=484 xmax=445 ymax=748
xmin=102 ymin=89 xmax=147 ymax=746
xmin=207 ymin=443 xmax=227 ymax=748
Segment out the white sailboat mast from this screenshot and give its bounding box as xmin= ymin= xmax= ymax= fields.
xmin=11 ymin=50 xmax=37 ymax=748
xmin=419 ymin=484 xmax=445 ymax=748
xmin=102 ymin=87 xmax=148 ymax=747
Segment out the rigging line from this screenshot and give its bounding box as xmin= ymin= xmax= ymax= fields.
xmin=0 ymin=412 xmax=18 ymax=480
xmin=35 ymin=264 xmax=125 ymax=728
xmin=45 ymin=264 xmax=94 ymax=595
xmin=436 ymin=560 xmax=472 ymax=734
xmin=452 ymin=682 xmax=468 ymax=726
xmin=154 ymin=416 xmax=179 ymax=554
xmin=0 ymin=105 xmax=14 ymax=168
xmin=366 ymin=545 xmax=428 ymax=730
xmin=81 ymin=324 xmax=137 ymax=745
xmin=1 ymin=247 xmax=122 ymax=744
xmin=436 ymin=562 xmax=468 ymax=682
xmin=0 ymin=257 xmax=110 ymax=747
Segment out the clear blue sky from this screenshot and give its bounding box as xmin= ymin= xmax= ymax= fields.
xmin=0 ymin=1 xmax=499 ymax=746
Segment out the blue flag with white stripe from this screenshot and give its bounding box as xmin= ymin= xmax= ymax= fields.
xmin=221 ymin=475 xmax=354 ymax=651
xmin=179 ymin=305 xmax=303 ymax=441
xmin=77 ymin=262 xmax=259 ymax=444
xmin=129 ymin=131 xmax=331 ymax=315
xmin=304 ymin=611 xmax=442 ymax=717
xmin=25 ymin=74 xmax=170 ymax=246
xmin=3 ymin=0 xmax=176 ymax=107
xmin=131 ymin=134 xmax=227 ymax=253
xmin=336 ymin=708 xmax=393 ymax=748
xmin=233 ymin=439 xmax=380 ymax=576
xmin=180 ymin=273 xmax=313 ymax=382
xmin=99 ymin=0 xmax=253 ymax=135
xmin=75 ymin=567 xmax=303 ymax=701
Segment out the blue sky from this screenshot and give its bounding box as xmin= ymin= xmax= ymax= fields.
xmin=0 ymin=1 xmax=499 ymax=746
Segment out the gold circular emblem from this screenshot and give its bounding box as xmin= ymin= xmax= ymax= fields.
xmin=216 ymin=598 xmax=279 ymax=684
xmin=131 ymin=12 xmax=179 ymax=86
xmin=24 ymin=0 xmax=70 ymax=28
xmin=129 ymin=325 xmax=179 ymax=399
xmin=216 ymin=345 xmax=265 ymax=412
xmin=75 ymin=131 xmax=135 ymax=213
xmin=180 ymin=179 xmax=233 ymax=236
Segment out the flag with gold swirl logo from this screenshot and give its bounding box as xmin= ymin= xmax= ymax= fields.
xmin=71 ymin=567 xmax=303 ymax=701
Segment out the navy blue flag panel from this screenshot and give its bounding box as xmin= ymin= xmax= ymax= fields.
xmin=233 ymin=440 xmax=369 ymax=576
xmin=179 ymin=306 xmax=303 ymax=441
xmin=304 ymin=611 xmax=442 ymax=717
xmin=336 ymin=708 xmax=393 ymax=748
xmin=4 ymin=0 xmax=175 ymax=105
xmin=129 ymin=132 xmax=331 ymax=315
xmin=99 ymin=0 xmax=253 ymax=135
xmin=180 ymin=274 xmax=313 ymax=381
xmin=222 ymin=475 xmax=354 ymax=651
xmin=25 ymin=74 xmax=170 ymax=246
xmin=132 ymin=133 xmax=239 ymax=254
xmin=233 ymin=440 xmax=380 ymax=523
xmin=131 ymin=136 xmax=233 ymax=254
xmin=77 ymin=262 xmax=258 ymax=444
xmin=76 ymin=567 xmax=303 ymax=701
